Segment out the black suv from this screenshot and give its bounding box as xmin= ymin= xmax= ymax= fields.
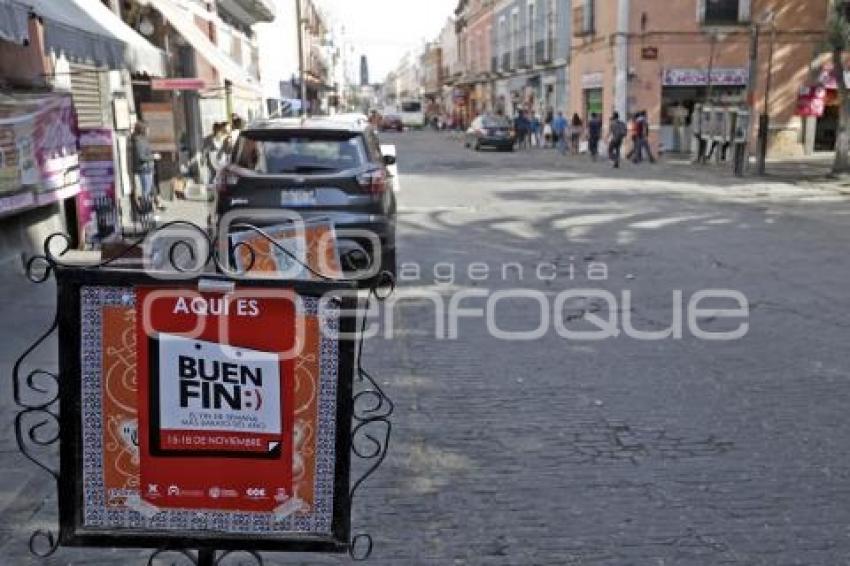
xmin=213 ymin=118 xmax=397 ymax=277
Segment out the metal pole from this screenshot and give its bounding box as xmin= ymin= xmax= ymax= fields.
xmin=224 ymin=79 xmax=233 ymax=121
xmin=757 ymin=19 xmax=776 ymax=175
xmin=705 ymin=33 xmax=716 ymax=104
xmin=736 ymin=23 xmax=760 ymax=177
xmin=296 ymin=0 xmax=307 ymax=117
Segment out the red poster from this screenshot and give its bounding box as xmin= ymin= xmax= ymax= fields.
xmin=796 ymin=86 xmax=827 ymax=118
xmin=136 ymin=288 xmax=297 ymax=513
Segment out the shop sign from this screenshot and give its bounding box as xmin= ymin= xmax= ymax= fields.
xmin=230 ymin=220 xmax=343 ymax=280
xmin=151 ymin=78 xmax=208 ymax=91
xmin=57 ymin=271 xmax=356 ymax=552
xmin=76 ymin=128 xmax=117 ymax=245
xmin=581 ymin=72 xmax=604 ymax=90
xmin=662 ymin=68 xmax=748 ymax=87
xmin=140 ymin=102 xmax=177 ymax=153
xmin=0 ymin=93 xmax=80 ymax=214
xmin=641 ymin=47 xmax=659 ymax=60
xmin=796 ymin=85 xmax=827 ymax=118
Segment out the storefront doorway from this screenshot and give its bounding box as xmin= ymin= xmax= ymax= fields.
xmin=660 ymin=86 xmax=745 ymax=152
xmin=815 ymin=104 xmax=838 ymax=152
xmin=584 ymin=88 xmax=603 ymax=122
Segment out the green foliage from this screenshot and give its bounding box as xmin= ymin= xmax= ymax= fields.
xmin=828 ymin=2 xmax=850 ymax=51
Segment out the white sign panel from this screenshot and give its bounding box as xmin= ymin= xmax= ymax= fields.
xmin=662 ymin=68 xmax=749 ymax=87
xmin=582 ymin=72 xmax=605 ymax=90
xmin=157 ymin=334 xmax=282 ymax=452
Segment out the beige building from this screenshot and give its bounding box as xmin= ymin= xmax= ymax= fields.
xmin=569 ymin=0 xmax=829 ymax=156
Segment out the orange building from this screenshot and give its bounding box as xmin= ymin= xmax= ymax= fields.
xmin=569 ymin=0 xmax=829 ymax=156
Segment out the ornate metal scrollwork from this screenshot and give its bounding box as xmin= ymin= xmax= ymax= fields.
xmin=348 ymin=280 xmax=395 ymax=561
xmin=146 ymin=548 xmax=199 ymax=566
xmin=145 ymin=548 xmax=263 ymax=566
xmin=14 ymin=256 xmax=62 ymax=557
xmin=16 ymin=222 xmax=394 ymax=563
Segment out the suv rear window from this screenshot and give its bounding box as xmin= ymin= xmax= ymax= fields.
xmin=482 ymin=117 xmax=510 ymax=128
xmin=401 ymin=101 xmax=421 ymax=113
xmin=234 ymin=131 xmax=367 ymax=173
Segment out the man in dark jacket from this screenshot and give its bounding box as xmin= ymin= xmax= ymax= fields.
xmin=608 ymin=112 xmax=628 ymax=169
xmin=587 ymin=113 xmax=603 ymax=161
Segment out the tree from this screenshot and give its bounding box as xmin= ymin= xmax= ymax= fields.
xmin=827 ymin=1 xmax=850 ymax=173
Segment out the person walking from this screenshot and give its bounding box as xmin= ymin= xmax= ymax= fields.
xmin=633 ymin=110 xmax=656 ymax=163
xmin=226 ymin=114 xmax=244 ymax=154
xmin=130 ymin=120 xmax=159 ymax=215
xmin=625 ymin=113 xmax=638 ymax=161
xmin=587 ymin=112 xmax=603 ymax=161
xmin=552 ymin=111 xmax=568 ymax=156
xmin=530 ymin=111 xmax=542 ymax=148
xmin=608 ymin=112 xmax=628 ymax=168
xmin=543 ymin=110 xmax=554 ymax=148
xmin=514 ymin=110 xmax=530 ymax=150
xmin=570 ymin=113 xmax=584 ymax=154
xmin=202 ymin=122 xmax=229 ymax=182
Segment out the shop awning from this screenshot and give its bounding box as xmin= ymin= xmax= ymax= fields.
xmin=24 ymin=0 xmax=124 ymax=69
xmin=78 ymin=0 xmax=168 ymax=76
xmin=0 ymin=0 xmax=29 ymax=44
xmin=140 ymin=0 xmax=260 ymax=92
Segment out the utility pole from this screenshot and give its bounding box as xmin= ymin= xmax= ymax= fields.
xmin=737 ymin=23 xmax=760 ymax=177
xmin=296 ymin=0 xmax=307 ymax=117
xmin=224 ymin=79 xmax=233 ymax=122
xmin=757 ymin=12 xmax=776 ymax=175
xmin=705 ymin=32 xmax=717 ymax=105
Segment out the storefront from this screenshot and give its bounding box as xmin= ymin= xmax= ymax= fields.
xmin=581 ymin=72 xmax=604 ymax=122
xmin=659 ymin=67 xmax=748 ymax=152
xmin=133 ymin=0 xmax=263 ymax=185
xmin=798 ymin=64 xmax=845 ymax=152
xmin=0 ymin=0 xmax=165 ymax=259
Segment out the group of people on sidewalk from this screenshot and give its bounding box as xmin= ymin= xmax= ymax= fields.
xmin=128 ymin=113 xmax=245 ymax=221
xmin=508 ymin=108 xmax=658 ymax=168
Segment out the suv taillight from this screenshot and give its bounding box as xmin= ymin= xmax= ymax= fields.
xmin=357 ymin=169 xmax=386 ymax=195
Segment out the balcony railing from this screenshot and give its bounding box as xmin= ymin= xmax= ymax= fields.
xmin=535 ymin=39 xmax=546 ymax=64
xmin=501 ymin=52 xmax=511 ymax=72
xmin=516 ymin=46 xmax=529 ymax=68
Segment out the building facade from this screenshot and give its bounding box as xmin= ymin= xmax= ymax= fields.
xmin=120 ymin=0 xmax=271 ymax=185
xmin=0 ymin=0 xmax=167 ymax=260
xmin=453 ymin=0 xmax=496 ymax=122
xmin=569 ymin=0 xmax=829 ymax=156
xmin=421 ymin=42 xmax=444 ymax=118
xmin=492 ymin=0 xmax=571 ymax=118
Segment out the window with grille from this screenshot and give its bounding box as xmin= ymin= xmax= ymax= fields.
xmin=703 ymin=0 xmax=742 ymax=26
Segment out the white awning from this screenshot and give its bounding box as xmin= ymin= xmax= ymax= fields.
xmin=23 ymin=0 xmax=124 ymax=69
xmin=76 ymin=0 xmax=168 ymax=76
xmin=0 ymin=0 xmax=29 ymax=44
xmin=141 ymin=0 xmax=260 ymax=92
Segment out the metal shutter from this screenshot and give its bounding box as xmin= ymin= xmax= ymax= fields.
xmin=69 ymin=63 xmax=107 ymax=129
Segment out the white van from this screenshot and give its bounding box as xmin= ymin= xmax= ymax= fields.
xmin=399 ymin=100 xmax=425 ymax=129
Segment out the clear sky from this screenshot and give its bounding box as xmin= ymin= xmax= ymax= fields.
xmin=314 ymin=0 xmax=457 ymax=82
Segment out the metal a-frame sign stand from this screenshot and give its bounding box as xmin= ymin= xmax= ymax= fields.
xmin=13 ymin=222 xmax=394 ymax=565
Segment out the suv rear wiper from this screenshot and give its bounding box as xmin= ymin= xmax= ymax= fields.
xmin=280 ymin=165 xmax=338 ymax=173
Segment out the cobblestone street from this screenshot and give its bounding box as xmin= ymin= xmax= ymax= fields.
xmin=5 ymin=131 xmax=850 ymax=565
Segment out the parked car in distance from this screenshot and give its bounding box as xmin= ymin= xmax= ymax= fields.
xmin=381 ymin=113 xmax=403 ymax=132
xmin=213 ymin=118 xmax=397 ymax=279
xmin=465 ymin=115 xmax=515 ymax=151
